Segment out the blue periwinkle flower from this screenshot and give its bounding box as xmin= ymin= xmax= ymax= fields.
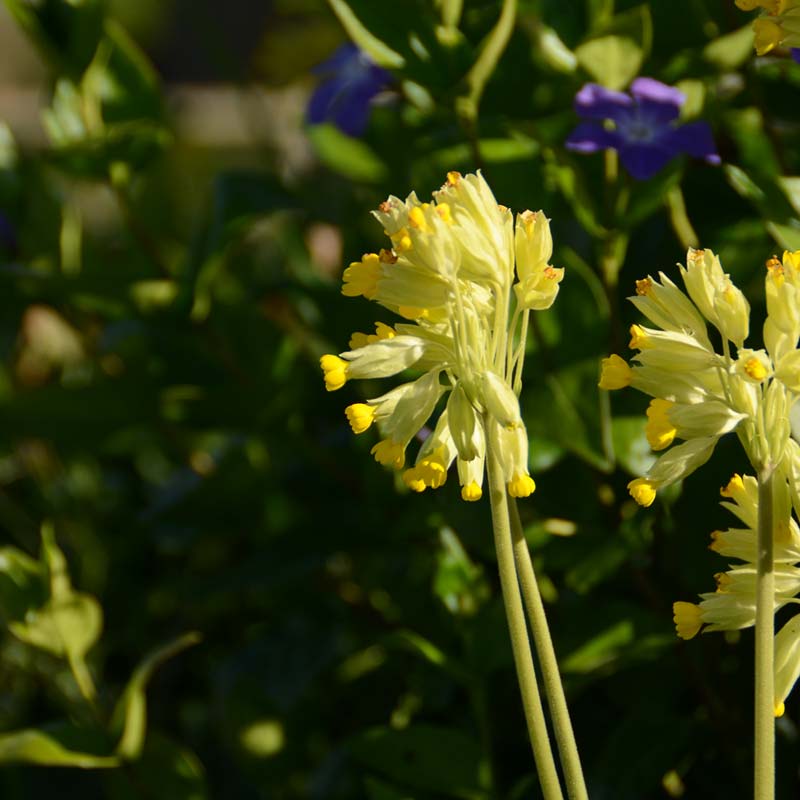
xmin=565 ymin=78 xmax=721 ymax=180
xmin=307 ymin=43 xmax=393 ymax=137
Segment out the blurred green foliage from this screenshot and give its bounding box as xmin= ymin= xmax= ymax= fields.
xmin=0 ymin=0 xmax=799 ymax=798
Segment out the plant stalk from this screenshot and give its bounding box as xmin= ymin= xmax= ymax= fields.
xmin=509 ymin=497 xmax=589 ymax=800
xmin=485 ymin=418 xmax=564 ymax=800
xmin=755 ymin=468 xmax=775 ymax=800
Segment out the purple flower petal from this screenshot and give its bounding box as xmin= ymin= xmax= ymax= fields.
xmin=619 ymin=142 xmax=676 ymax=181
xmin=629 ymin=77 xmax=685 ymax=124
xmin=792 ymin=48 xmax=800 ymax=64
xmin=565 ymin=121 xmax=621 ymax=153
xmin=667 ymin=121 xmax=720 ymax=164
xmin=312 ymin=43 xmax=361 ymax=76
xmin=574 ymin=83 xmax=632 ymax=122
xmin=307 ymin=44 xmax=393 ymax=136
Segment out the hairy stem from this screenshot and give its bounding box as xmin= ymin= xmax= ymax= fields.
xmin=484 ymin=418 xmax=564 ymax=800
xmin=755 ymin=468 xmax=775 ymax=800
xmin=509 ymin=498 xmax=589 ymax=800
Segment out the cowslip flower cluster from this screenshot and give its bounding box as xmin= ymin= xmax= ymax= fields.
xmin=673 ymin=472 xmax=800 ymax=716
xmin=565 ymin=78 xmax=720 ymax=181
xmin=736 ymin=0 xmax=800 ymax=55
xmin=320 ymin=171 xmax=564 ymax=501
xmin=599 ymin=248 xmax=800 ymax=507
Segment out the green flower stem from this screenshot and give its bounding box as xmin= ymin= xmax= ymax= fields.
xmin=665 ymin=185 xmax=699 ymax=250
xmin=485 ymin=419 xmax=564 ymax=800
xmin=509 ymin=498 xmax=589 ymax=800
xmin=755 ymin=468 xmax=775 ymax=800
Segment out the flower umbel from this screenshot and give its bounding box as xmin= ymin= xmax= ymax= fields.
xmin=565 ymin=78 xmax=720 ymax=180
xmin=321 ymin=171 xmax=564 ymax=500
xmin=673 ymin=472 xmax=800 ymax=715
xmin=600 ymin=248 xmax=800 ymax=506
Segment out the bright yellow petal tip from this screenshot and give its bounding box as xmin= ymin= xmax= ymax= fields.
xmin=628 ymin=477 xmax=657 ymax=507
xmin=598 ymin=354 xmax=632 ymax=390
xmin=345 ymin=403 xmax=375 ymax=434
xmin=371 ymin=439 xmax=405 ymax=469
xmin=402 ymin=467 xmax=427 ymax=492
xmin=673 ymin=602 xmax=703 ymax=640
xmin=628 ymin=324 xmax=651 ymax=350
xmin=753 ymin=17 xmax=784 ymax=55
xmin=720 ymin=473 xmax=745 ymax=499
xmin=461 ymin=482 xmax=482 ymax=502
xmin=508 ymin=474 xmax=536 ymax=498
xmin=320 ymin=354 xmax=348 ymax=391
xmin=341 ymin=253 xmax=380 ymax=299
xmin=775 ymin=702 xmax=786 ymax=718
xmin=645 ymin=398 xmax=677 ymax=451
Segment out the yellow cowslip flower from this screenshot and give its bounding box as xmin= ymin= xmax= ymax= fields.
xmin=645 ymin=399 xmax=676 ymax=451
xmin=673 ymin=471 xmax=800 ymax=714
xmin=737 ymin=0 xmax=800 ymax=55
xmin=601 ymin=248 xmax=800 ymax=506
xmin=598 ymin=354 xmax=632 ymax=389
xmin=321 ymin=171 xmax=562 ymax=500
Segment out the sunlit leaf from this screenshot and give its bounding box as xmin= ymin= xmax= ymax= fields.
xmin=0 ymin=724 xmax=118 ymax=768
xmin=111 ymin=632 xmax=201 ymax=760
xmin=575 ymin=36 xmax=642 ymax=91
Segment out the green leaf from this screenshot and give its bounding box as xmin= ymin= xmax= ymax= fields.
xmin=532 ymin=24 xmax=577 ymax=73
xmin=575 ymin=35 xmax=643 ymax=91
xmin=9 ymin=592 xmax=102 ymax=659
xmin=432 ymin=527 xmax=489 ymax=616
xmin=562 ymin=619 xmax=634 ymax=673
xmin=624 ymin=160 xmax=684 ymax=228
xmin=111 ymin=632 xmax=201 ymax=760
xmin=703 ymin=24 xmax=754 ymax=70
xmin=724 ymin=108 xmax=781 ymax=178
xmin=349 ymin=724 xmax=488 ymax=799
xmin=0 ymin=725 xmax=119 ymax=768
xmin=611 ymin=415 xmax=654 ymax=477
xmin=325 ymin=0 xmax=405 ymax=68
xmin=0 ymin=547 xmax=44 ymax=621
xmin=104 ymin=734 xmax=207 ymax=800
xmin=308 ymin=123 xmax=388 ymax=182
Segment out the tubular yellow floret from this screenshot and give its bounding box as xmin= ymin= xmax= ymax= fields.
xmin=371 ymin=439 xmax=405 ymax=469
xmin=416 ymin=450 xmax=448 ymax=489
xmin=628 ymin=324 xmax=650 ymax=350
xmin=435 ymin=202 xmax=453 ymax=224
xmin=345 ymin=403 xmax=375 ymax=434
xmin=461 ymin=482 xmax=482 ymax=502
xmin=342 ymin=253 xmax=381 ymax=299
xmin=635 ymin=278 xmax=652 ymax=296
xmin=646 ymin=399 xmax=677 ymax=451
xmin=628 ymin=477 xmax=657 ymax=507
xmin=744 ymin=356 xmax=768 ymax=382
xmin=320 ymin=354 xmax=348 ymax=391
xmin=508 ymin=474 xmax=536 ymax=498
xmin=390 ymin=227 xmax=412 ymax=252
xmin=402 ymin=467 xmax=427 ymax=492
xmin=754 ymin=17 xmax=784 ymax=54
xmin=673 ymin=602 xmax=703 ymax=640
xmin=598 ymin=354 xmax=632 ymax=390
xmin=408 ymin=205 xmax=428 ymax=231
